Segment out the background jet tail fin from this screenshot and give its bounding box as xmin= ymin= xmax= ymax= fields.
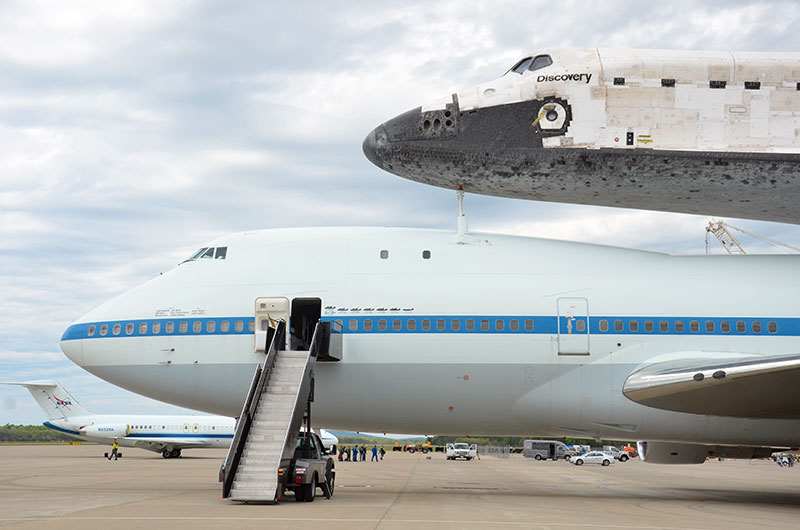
xmin=1 ymin=380 xmax=92 ymax=420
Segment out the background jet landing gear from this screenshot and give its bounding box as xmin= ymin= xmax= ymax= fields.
xmin=162 ymin=448 xmax=182 ymax=459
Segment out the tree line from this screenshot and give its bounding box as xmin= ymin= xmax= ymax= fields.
xmin=0 ymin=424 xmax=76 ymax=443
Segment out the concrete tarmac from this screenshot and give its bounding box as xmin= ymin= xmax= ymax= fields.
xmin=1 ymin=445 xmax=800 ymax=529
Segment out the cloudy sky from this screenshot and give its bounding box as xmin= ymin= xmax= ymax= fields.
xmin=2 ymin=0 xmax=800 ymax=424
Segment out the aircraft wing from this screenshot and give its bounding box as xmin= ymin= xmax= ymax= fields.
xmin=125 ymin=437 xmax=212 ymax=452
xmin=623 ymin=352 xmax=800 ymax=419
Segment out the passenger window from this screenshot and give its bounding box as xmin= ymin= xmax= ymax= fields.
xmin=529 ymin=54 xmax=553 ymax=71
xmin=510 ymin=56 xmax=533 ymax=74
xmin=659 ymin=320 xmax=669 ymax=332
xmin=152 ymin=322 xmax=161 ymax=334
xmin=524 ymin=319 xmax=534 ymax=331
xmin=690 ymin=320 xmax=699 ymax=332
xmin=768 ymin=321 xmax=778 ymax=333
xmin=220 ymin=320 xmax=229 ymax=333
xmin=752 ymin=321 xmax=762 ymax=333
xmin=451 ymin=319 xmax=460 ymax=331
xmin=674 ymin=320 xmax=684 ymax=333
xmin=422 ymin=250 xmax=431 ymax=259
xmin=644 ymin=320 xmax=654 ymax=332
xmin=349 ymin=320 xmax=358 ymax=332
xmin=393 ymin=319 xmax=401 ymax=331
xmin=481 ymin=319 xmax=489 ymax=331
xmin=193 ymin=321 xmax=202 ymax=333
xmin=421 ymin=319 xmax=430 ymax=331
xmin=705 ymin=321 xmax=714 ymax=333
xmin=100 ymin=324 xmax=108 ymax=336
xmin=113 ymin=324 xmax=121 ymax=336
xmin=180 ymin=321 xmax=188 ymax=333
xmin=575 ymin=319 xmax=585 ymax=332
xmin=378 ymin=319 xmax=387 ymax=331
xmin=364 ymin=319 xmax=373 ymax=331
xmin=720 ymin=321 xmax=730 ymax=333
xmin=125 ymin=323 xmax=134 ymax=335
xmin=496 ymin=320 xmax=504 ymax=331
xmin=510 ymin=319 xmax=519 ymax=331
xmin=234 ymin=320 xmax=243 ymax=332
xmin=736 ymin=321 xmax=746 ymax=333
xmin=139 ymin=322 xmax=147 ymax=334
xmin=207 ymin=321 xmax=215 ymax=333
xmin=629 ymin=321 xmax=639 ymax=332
xmin=437 ymin=319 xmax=445 ymax=331
xmin=248 ymin=320 xmax=255 ymax=333
xmin=599 ymin=320 xmax=608 ymax=332
xmin=214 ymin=247 xmax=227 ymax=259
xmin=380 ymin=250 xmax=389 ymax=259
xmin=466 ymin=319 xmax=475 ymax=331
xmin=200 ymin=248 xmax=214 ymax=259
xmin=407 ymin=319 xmax=416 ymax=331
xmin=88 ymin=325 xmax=96 ymax=337
xmin=614 ymin=320 xmax=623 ymax=332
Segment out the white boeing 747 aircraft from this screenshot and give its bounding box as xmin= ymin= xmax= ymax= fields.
xmin=59 ymin=226 xmax=800 ymax=464
xmin=4 ymin=380 xmax=338 ymax=458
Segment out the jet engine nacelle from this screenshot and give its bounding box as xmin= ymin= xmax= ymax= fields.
xmin=80 ymin=424 xmax=129 ymax=439
xmin=637 ymin=441 xmax=777 ymax=464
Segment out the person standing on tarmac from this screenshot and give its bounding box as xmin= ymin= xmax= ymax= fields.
xmin=107 ymin=439 xmax=119 ymax=461
xmin=352 ymin=445 xmax=358 ymax=462
xmin=360 ymin=445 xmax=367 ymax=462
xmin=380 ymin=446 xmax=386 ymax=460
xmin=371 ymin=445 xmax=378 ymax=462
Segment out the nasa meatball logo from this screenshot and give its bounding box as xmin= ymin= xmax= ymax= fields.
xmin=537 ymin=73 xmax=592 ymax=84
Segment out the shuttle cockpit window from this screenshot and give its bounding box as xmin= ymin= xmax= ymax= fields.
xmin=529 ymin=54 xmax=552 ymax=71
xmin=508 ymin=57 xmax=533 ymax=75
xmin=507 ymin=54 xmax=552 ymax=75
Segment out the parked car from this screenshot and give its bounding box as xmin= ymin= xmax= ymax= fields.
xmin=569 ymin=451 xmax=615 ymax=466
xmin=602 ymin=446 xmax=630 ymax=462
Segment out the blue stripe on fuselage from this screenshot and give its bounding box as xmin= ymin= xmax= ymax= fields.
xmin=43 ymin=421 xmax=81 ymax=436
xmin=60 ymin=314 xmax=800 ymax=340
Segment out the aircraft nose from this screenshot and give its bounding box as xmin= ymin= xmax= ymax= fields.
xmin=60 ymin=323 xmax=85 ymax=366
xmin=362 ymin=127 xmax=384 ymax=169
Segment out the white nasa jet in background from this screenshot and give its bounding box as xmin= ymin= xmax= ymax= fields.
xmin=59 ymin=222 xmax=800 ymax=465
xmin=4 ymin=380 xmax=338 ymax=458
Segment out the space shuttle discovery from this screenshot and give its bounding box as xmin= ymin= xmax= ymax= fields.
xmin=363 ymin=48 xmax=800 ymax=224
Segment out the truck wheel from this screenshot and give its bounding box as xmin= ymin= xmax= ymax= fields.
xmin=422 ymin=448 xmax=429 ymax=454
xmin=324 ymin=470 xmax=335 ymax=499
xmin=466 ymin=457 xmax=472 ymax=461
xmin=619 ymin=455 xmax=628 ymax=462
xmin=534 ymin=454 xmax=542 ymax=461
xmin=303 ymin=474 xmax=316 ymax=502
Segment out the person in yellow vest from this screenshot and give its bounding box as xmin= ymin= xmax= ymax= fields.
xmin=107 ymin=439 xmax=119 ymax=461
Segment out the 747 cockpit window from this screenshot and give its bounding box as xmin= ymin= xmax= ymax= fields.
xmin=183 ymin=246 xmax=228 ymax=263
xmin=507 ymin=54 xmax=552 ymax=75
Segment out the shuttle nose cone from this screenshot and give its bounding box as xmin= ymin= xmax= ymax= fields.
xmin=362 ymin=127 xmax=384 ymax=169
xmin=60 ymin=323 xmax=85 ymax=366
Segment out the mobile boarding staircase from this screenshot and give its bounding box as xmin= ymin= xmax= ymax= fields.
xmin=221 ymin=319 xmax=341 ymax=502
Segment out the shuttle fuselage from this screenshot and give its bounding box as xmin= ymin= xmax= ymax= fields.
xmin=364 ymin=48 xmax=800 ymax=224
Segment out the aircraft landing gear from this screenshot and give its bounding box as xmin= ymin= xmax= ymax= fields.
xmin=162 ymin=448 xmax=182 ymax=459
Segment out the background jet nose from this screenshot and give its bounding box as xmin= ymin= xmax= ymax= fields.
xmin=60 ymin=324 xmax=85 ymax=366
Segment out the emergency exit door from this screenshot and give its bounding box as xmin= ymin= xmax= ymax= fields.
xmin=557 ymin=297 xmax=590 ymax=355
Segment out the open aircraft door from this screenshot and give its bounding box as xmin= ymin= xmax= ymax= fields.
xmin=254 ymin=297 xmax=289 ymax=352
xmin=557 ymin=297 xmax=590 ymax=355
